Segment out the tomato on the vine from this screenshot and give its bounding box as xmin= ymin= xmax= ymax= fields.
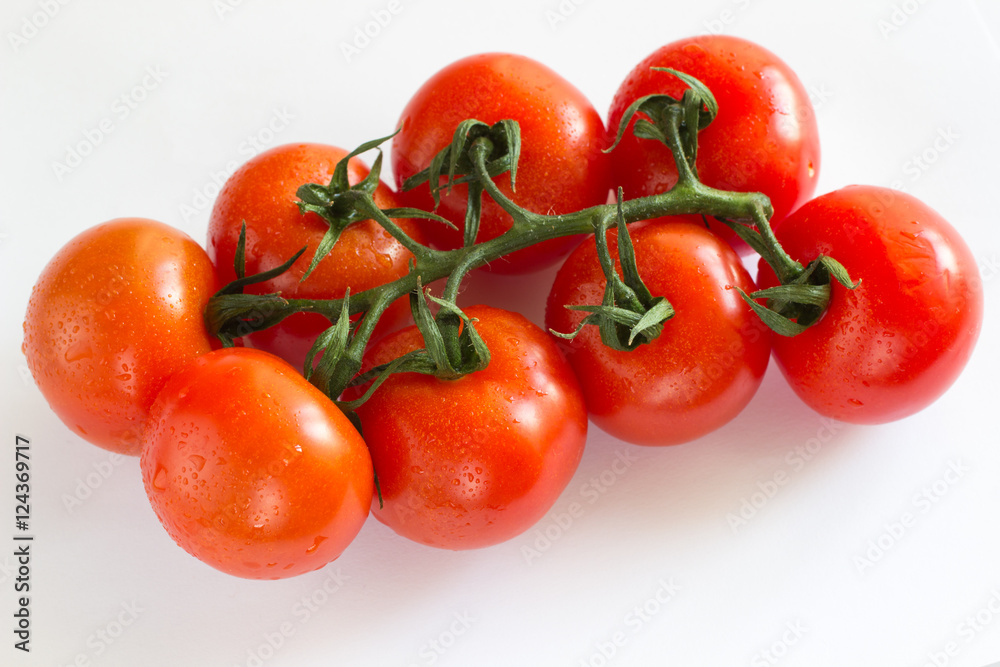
xmin=141 ymin=347 xmax=373 ymax=579
xmin=607 ymin=35 xmax=820 ymax=252
xmin=207 ymin=142 xmax=425 ymax=370
xmin=757 ymin=185 xmax=983 ymax=424
xmin=352 ymin=305 xmax=587 ymax=550
xmin=22 ymin=218 xmax=217 ymax=455
xmin=546 ymin=219 xmax=771 ymax=446
xmin=391 ymin=52 xmax=612 ymax=273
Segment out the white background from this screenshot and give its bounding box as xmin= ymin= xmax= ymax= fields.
xmin=3 ymin=0 xmax=1000 ymax=665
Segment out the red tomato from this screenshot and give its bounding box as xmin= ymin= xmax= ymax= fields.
xmin=607 ymin=35 xmax=820 ymax=252
xmin=141 ymin=347 xmax=373 ymax=579
xmin=546 ymin=220 xmax=771 ymax=445
xmin=22 ymin=218 xmax=216 ymax=455
xmin=207 ymin=143 xmax=425 ymax=370
xmin=757 ymin=186 xmax=983 ymax=424
xmin=352 ymin=305 xmax=587 ymax=549
xmin=391 ymin=52 xmax=612 ymax=273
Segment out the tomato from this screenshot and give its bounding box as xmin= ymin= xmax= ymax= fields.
xmin=22 ymin=218 xmax=217 ymax=455
xmin=207 ymin=142 xmax=425 ymax=371
xmin=391 ymin=52 xmax=612 ymax=273
xmin=607 ymin=35 xmax=820 ymax=252
xmin=141 ymin=347 xmax=373 ymax=579
xmin=546 ymin=220 xmax=771 ymax=446
xmin=352 ymin=305 xmax=587 ymax=549
xmin=756 ymin=186 xmax=983 ymax=424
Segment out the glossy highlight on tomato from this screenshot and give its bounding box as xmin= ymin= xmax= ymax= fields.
xmin=608 ymin=35 xmax=820 ymax=252
xmin=757 ymin=185 xmax=983 ymax=424
xmin=22 ymin=218 xmax=217 ymax=455
xmin=547 ymin=219 xmax=771 ymax=445
xmin=352 ymin=305 xmax=587 ymax=550
xmin=392 ymin=52 xmax=612 ymax=273
xmin=208 ymin=142 xmax=424 ymax=370
xmin=141 ymin=347 xmax=373 ymax=579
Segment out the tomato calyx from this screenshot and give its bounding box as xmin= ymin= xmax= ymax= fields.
xmin=737 ymin=255 xmax=859 ymax=336
xmin=294 ymin=131 xmax=450 ymax=282
xmin=402 ymin=118 xmax=522 ymax=248
xmin=551 ymin=191 xmax=675 ymax=351
xmin=607 ymin=67 xmax=719 ymax=185
xmin=204 ymin=224 xmax=306 ymax=348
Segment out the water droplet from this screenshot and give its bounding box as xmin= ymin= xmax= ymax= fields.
xmin=306 ymin=535 xmax=327 ymax=554
xmin=188 ymin=454 xmax=206 ymax=471
xmin=64 ymin=342 xmax=93 ymax=363
xmin=151 ymin=465 xmax=168 ymax=491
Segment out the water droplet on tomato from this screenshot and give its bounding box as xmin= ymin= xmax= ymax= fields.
xmin=64 ymin=342 xmax=93 ymax=363
xmin=188 ymin=454 xmax=206 ymax=471
xmin=151 ymin=465 xmax=168 ymax=491
xmin=306 ymin=535 xmax=327 ymax=554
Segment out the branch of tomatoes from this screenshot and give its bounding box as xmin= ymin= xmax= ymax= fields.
xmin=203 ymin=67 xmax=856 ymax=414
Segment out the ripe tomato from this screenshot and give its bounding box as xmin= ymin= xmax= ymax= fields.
xmin=352 ymin=305 xmax=587 ymax=550
xmin=757 ymin=186 xmax=983 ymax=424
xmin=607 ymin=35 xmax=820 ymax=252
xmin=546 ymin=220 xmax=771 ymax=446
xmin=391 ymin=52 xmax=612 ymax=273
xmin=141 ymin=347 xmax=373 ymax=579
xmin=207 ymin=142 xmax=425 ymax=371
xmin=23 ymin=218 xmax=216 ymax=455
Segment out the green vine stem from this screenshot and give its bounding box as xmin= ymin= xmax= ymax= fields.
xmin=204 ymin=68 xmax=855 ymax=408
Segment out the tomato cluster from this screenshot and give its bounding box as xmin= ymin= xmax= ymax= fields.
xmin=22 ymin=35 xmax=983 ymax=580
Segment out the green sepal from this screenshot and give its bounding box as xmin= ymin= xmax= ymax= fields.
xmin=304 ymin=290 xmax=354 ymax=392
xmin=400 ymin=119 xmax=522 ymax=208
xmin=234 ymin=222 xmax=247 ymax=279
xmin=380 ymin=207 xmax=457 ymax=231
xmin=606 ymin=68 xmax=718 ymax=155
xmin=328 ymin=130 xmax=398 ymax=194
xmin=216 ymin=245 xmax=307 ymax=297
xmin=735 ymin=288 xmax=811 ymax=337
xmin=741 ymin=254 xmax=860 ymax=337
xmin=552 ymin=191 xmax=675 ymax=351
xmin=293 ymin=131 xmax=406 ymax=283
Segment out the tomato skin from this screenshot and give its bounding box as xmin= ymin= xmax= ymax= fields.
xmin=546 ymin=220 xmax=771 ymax=446
xmin=757 ymin=186 xmax=983 ymax=424
xmin=141 ymin=347 xmax=373 ymax=579
xmin=607 ymin=35 xmax=820 ymax=252
xmin=207 ymin=143 xmax=424 ymax=370
xmin=352 ymin=306 xmax=587 ymax=550
xmin=391 ymin=52 xmax=612 ymax=273
xmin=22 ymin=218 xmax=217 ymax=455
